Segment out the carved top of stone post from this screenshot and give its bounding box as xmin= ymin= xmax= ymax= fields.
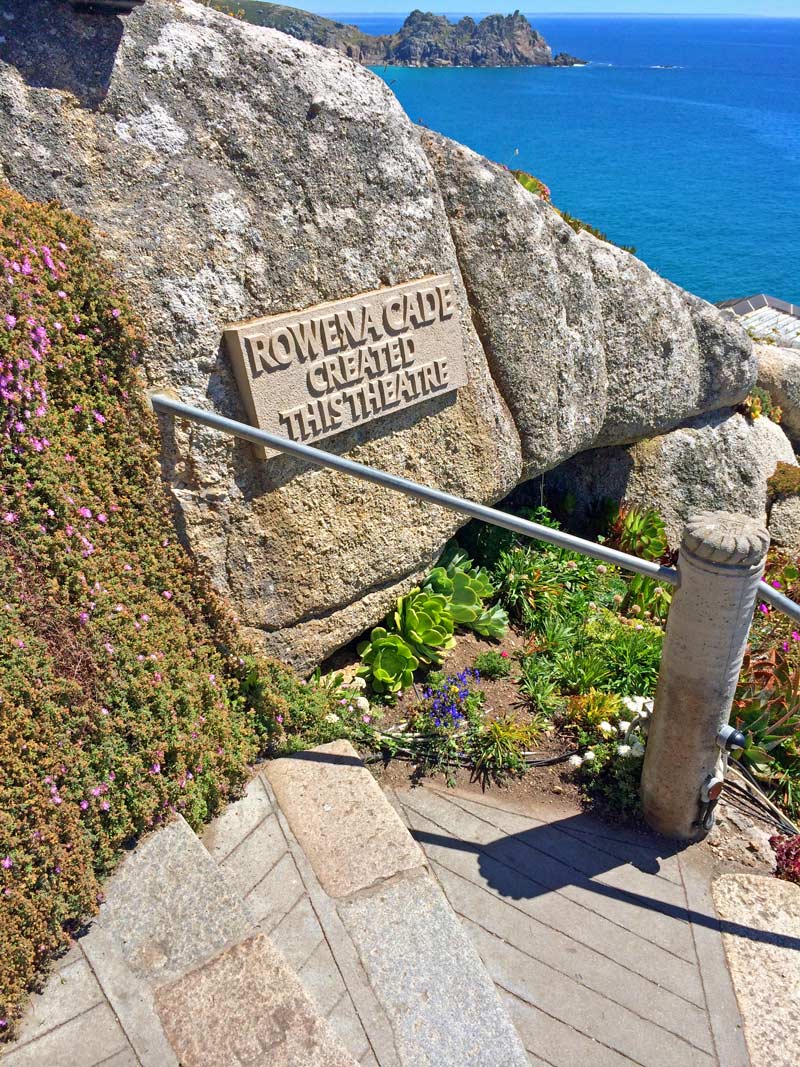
xmin=683 ymin=511 xmax=770 ymax=567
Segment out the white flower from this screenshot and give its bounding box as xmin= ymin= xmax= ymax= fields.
xmin=568 ymin=754 xmax=584 ymax=769
xmin=582 ymin=750 xmax=596 ymax=763
xmin=631 ymin=741 xmax=645 ymax=758
xmin=351 ymin=676 xmax=367 ymax=691
xmin=598 ymin=720 xmax=614 ymax=735
xmin=618 ymin=720 xmax=631 ymax=734
xmin=622 ymin=695 xmax=645 ymax=714
xmin=324 ymin=713 xmax=340 ymax=724
xmin=616 ymin=744 xmax=632 ymax=757
xmin=355 ymin=696 xmax=370 ymax=713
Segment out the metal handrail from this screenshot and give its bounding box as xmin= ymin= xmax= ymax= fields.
xmin=149 ymin=393 xmax=800 ymax=624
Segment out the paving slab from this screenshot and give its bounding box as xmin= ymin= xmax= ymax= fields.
xmin=95 ymin=814 xmax=252 ymax=985
xmin=1 ymin=957 xmax=104 ymax=1052
xmin=397 ymin=788 xmax=704 ymax=1004
xmin=338 ymin=869 xmax=529 ymax=1067
xmin=431 ymin=859 xmax=712 ymax=1050
xmin=400 ymin=785 xmax=695 ymax=961
xmin=1 ymin=1001 xmax=131 ymax=1067
xmin=155 ymin=932 xmax=359 ymax=1067
xmin=502 ymin=989 xmax=634 ymax=1067
xmin=713 ymin=873 xmax=800 ymax=1067
xmin=264 ymin=741 xmax=425 ymax=898
xmin=464 ymin=915 xmax=713 ymax=1067
xmin=201 ymin=774 xmax=273 ymax=863
xmin=392 ymin=783 xmax=750 ymax=1067
xmin=79 ymin=923 xmax=178 ymax=1067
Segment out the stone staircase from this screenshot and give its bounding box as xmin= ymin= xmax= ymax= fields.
xmin=2 ymin=741 xmax=528 ymax=1067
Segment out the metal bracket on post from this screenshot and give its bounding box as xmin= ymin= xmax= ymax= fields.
xmin=641 ymin=511 xmax=770 ymax=841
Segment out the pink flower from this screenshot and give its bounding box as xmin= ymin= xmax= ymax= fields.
xmin=1 ymin=856 xmax=12 ymax=870
xmin=80 ymin=800 xmax=89 ymax=811
xmin=2 ymin=512 xmax=17 ymax=524
xmin=772 ymin=580 xmax=782 ymax=589
xmin=793 ymin=632 xmax=800 ymax=642
xmin=111 ymin=308 xmax=121 ymax=319
xmin=4 ymin=314 xmax=16 ymax=329
xmin=150 ymin=762 xmax=161 ymax=774
xmin=96 ymin=513 xmax=108 ymax=524
xmin=162 ymin=591 xmax=172 ymax=600
xmin=500 ymin=650 xmax=509 ymax=658
xmin=758 ymin=603 xmax=769 ymax=614
xmin=92 ymin=411 xmax=106 ymax=425
xmin=78 ymin=507 xmax=92 ymax=519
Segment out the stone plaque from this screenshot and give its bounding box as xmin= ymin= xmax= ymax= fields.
xmin=224 ymin=273 xmax=468 ymax=449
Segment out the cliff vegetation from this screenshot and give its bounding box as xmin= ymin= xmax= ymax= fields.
xmin=0 ymin=189 xmax=344 ymax=1036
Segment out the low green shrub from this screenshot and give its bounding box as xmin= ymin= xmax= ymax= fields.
xmin=768 ymin=461 xmax=800 ymax=499
xmin=0 ymin=189 xmax=333 ymax=1035
xmin=741 ymin=387 xmax=783 ymax=426
xmin=472 ymin=649 xmax=512 ymax=679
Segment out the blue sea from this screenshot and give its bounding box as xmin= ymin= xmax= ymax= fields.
xmin=333 ymin=14 xmax=800 ymax=305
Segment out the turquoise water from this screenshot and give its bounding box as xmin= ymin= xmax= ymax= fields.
xmin=337 ymin=14 xmax=800 ymax=304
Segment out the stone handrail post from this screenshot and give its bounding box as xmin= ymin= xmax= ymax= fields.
xmin=641 ymin=511 xmax=770 ymax=841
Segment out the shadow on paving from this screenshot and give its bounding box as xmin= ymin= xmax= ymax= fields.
xmin=410 ymin=814 xmax=800 ymax=953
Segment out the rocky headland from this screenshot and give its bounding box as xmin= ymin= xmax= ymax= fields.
xmin=210 ymin=3 xmax=585 ymax=67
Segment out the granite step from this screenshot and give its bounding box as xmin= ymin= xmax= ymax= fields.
xmin=255 ymin=740 xmax=530 ymax=1067
xmin=2 ymin=815 xmax=357 ymax=1067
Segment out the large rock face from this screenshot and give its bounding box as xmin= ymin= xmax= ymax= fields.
xmin=0 ymin=0 xmax=757 ymax=667
xmin=756 ymin=343 xmax=800 ymax=446
xmin=422 ymin=133 xmax=756 ymax=476
xmin=546 ymin=410 xmax=796 ymax=543
xmin=0 ymin=0 xmax=522 ymax=666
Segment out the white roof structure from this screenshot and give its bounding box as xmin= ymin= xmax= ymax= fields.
xmin=719 ymin=294 xmax=800 ymax=349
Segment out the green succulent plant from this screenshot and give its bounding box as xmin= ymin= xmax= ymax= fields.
xmin=423 ymin=551 xmax=506 ymax=638
xmin=393 ymin=588 xmax=456 ymax=665
xmin=472 ymin=603 xmax=510 ymax=640
xmin=357 ymin=628 xmax=419 ymax=694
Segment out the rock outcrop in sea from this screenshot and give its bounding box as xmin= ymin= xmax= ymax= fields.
xmin=212 ymin=3 xmax=585 ymax=68
xmin=0 ymin=0 xmax=785 ymax=667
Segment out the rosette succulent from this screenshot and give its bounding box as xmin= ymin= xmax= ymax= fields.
xmin=472 ymin=602 xmax=510 ymax=640
xmin=424 ymin=551 xmax=507 ymax=638
xmin=393 ymin=588 xmax=456 ymax=665
xmin=357 ymin=628 xmax=418 ymax=694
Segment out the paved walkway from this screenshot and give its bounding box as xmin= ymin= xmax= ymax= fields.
xmin=4 ymin=746 xmax=775 ymax=1067
xmin=390 ymin=783 xmax=751 ymax=1067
